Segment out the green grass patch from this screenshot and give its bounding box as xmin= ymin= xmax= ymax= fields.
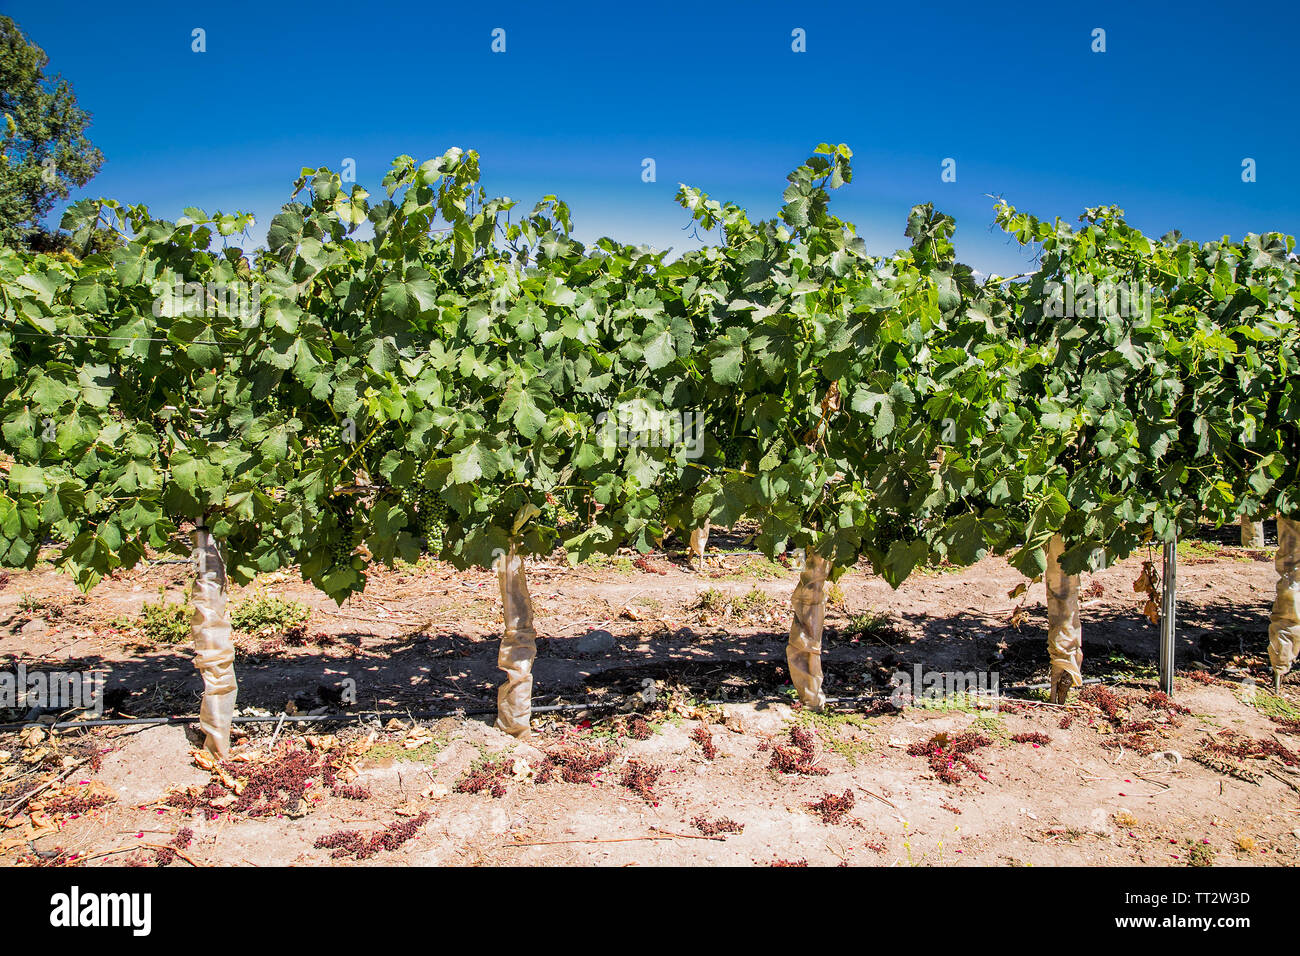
xmin=719 ymin=556 xmax=787 ymax=580
xmin=796 ymin=709 xmax=877 ymax=766
xmin=969 ymin=714 xmax=1010 ymax=741
xmin=1246 ymin=689 xmax=1300 ymax=721
xmin=113 ymin=592 xmax=193 ymax=644
xmin=583 ymin=554 xmax=635 ymax=573
xmin=911 ymin=693 xmax=999 ymax=714
xmin=839 ymin=608 xmax=894 ymax=642
xmin=365 ymin=738 xmax=445 ymax=763
xmin=231 ymin=591 xmax=310 ymax=636
xmin=1101 ymin=650 xmax=1158 ymax=681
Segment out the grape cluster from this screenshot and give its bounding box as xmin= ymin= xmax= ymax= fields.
xmin=541 ymin=492 xmax=580 ymax=530
xmin=400 ymin=486 xmax=448 ymax=552
xmin=317 ymin=421 xmax=346 ymax=447
xmin=873 ymin=509 xmax=921 ymax=547
xmin=719 ymin=434 xmax=744 ymax=469
xmin=654 ymin=469 xmax=685 ymax=524
xmin=326 ymin=496 xmax=354 ymax=565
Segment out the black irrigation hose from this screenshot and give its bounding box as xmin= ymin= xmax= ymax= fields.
xmin=0 ymin=676 xmax=1113 ymax=733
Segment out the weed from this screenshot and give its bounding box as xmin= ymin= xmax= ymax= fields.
xmin=1182 ymin=839 xmax=1217 ymax=867
xmin=695 ymin=587 xmax=729 ymax=613
xmin=1248 ymin=690 xmax=1300 ymax=722
xmin=115 ymin=593 xmax=192 ymax=644
xmin=911 ymin=693 xmax=995 ymax=715
xmin=720 ymin=556 xmax=786 ymax=581
xmin=1102 ymin=650 xmax=1157 ymax=681
xmin=841 ymin=608 xmax=893 ymax=642
xmin=970 ymin=715 xmax=1009 ymax=740
xmin=797 ymin=709 xmax=876 ymax=765
xmin=230 ymin=591 xmax=310 ymax=639
xmin=365 ymin=739 xmax=444 ymax=763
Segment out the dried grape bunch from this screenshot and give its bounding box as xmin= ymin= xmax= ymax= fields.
xmin=1010 ymin=732 xmax=1050 ymax=745
xmin=1101 ymin=732 xmax=1157 ymax=756
xmin=692 ymin=815 xmax=743 ymax=837
xmin=1191 ymin=749 xmax=1262 ymax=784
xmin=536 ymin=746 xmax=617 ymax=785
xmin=1078 ymin=685 xmax=1131 ymax=721
xmin=1141 ymin=690 xmax=1190 ymax=716
xmin=314 ymin=812 xmax=432 ymax=859
xmin=152 ymin=826 xmax=197 ymax=867
xmin=620 ymin=759 xmax=663 ymax=803
xmin=455 ymin=757 xmax=514 ymax=798
xmin=807 ymin=789 xmax=856 ymax=824
xmin=1132 ymin=560 xmax=1161 ymax=625
xmin=40 ymin=790 xmax=114 ymax=816
xmin=907 ymin=731 xmax=992 ymax=784
xmin=691 ymin=724 xmax=717 ymax=759
xmin=331 ymin=784 xmax=372 ymax=800
xmin=1200 ymin=729 xmax=1299 ymax=767
xmin=768 ymin=725 xmax=829 ymax=776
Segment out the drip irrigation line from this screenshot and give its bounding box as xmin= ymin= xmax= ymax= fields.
xmin=0 ymin=675 xmax=1114 ymax=733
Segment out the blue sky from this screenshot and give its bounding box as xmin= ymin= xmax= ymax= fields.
xmin=9 ymin=0 xmax=1298 ymax=275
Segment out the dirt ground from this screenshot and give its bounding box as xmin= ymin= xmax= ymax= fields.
xmin=2 ymin=526 xmax=1299 ymax=868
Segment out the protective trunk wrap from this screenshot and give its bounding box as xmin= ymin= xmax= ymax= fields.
xmin=1241 ymin=517 xmax=1266 ymax=548
xmin=190 ymin=529 xmax=237 ymax=757
xmin=495 ymin=546 xmax=537 ymax=738
xmin=1269 ymin=518 xmax=1300 ymax=676
xmin=786 ymin=551 xmax=829 ymax=710
xmin=1045 ymin=534 xmax=1083 ymax=698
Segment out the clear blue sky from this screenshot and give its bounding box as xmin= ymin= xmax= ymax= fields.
xmin=9 ymin=0 xmax=1298 ymax=275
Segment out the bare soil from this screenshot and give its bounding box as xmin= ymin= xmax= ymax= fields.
xmin=2 ymin=532 xmax=1297 ymax=868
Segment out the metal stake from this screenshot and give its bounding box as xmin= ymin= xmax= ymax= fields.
xmin=1159 ymin=531 xmax=1177 ymax=696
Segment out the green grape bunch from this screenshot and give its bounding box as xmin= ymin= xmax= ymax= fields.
xmin=719 ymin=433 xmax=745 ymax=469
xmin=408 ymin=487 xmax=448 ymax=553
xmin=326 ymin=496 xmax=355 ymax=566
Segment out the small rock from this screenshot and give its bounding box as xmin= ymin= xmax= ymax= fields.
xmin=20 ymin=619 xmax=47 ymax=637
xmin=577 ymin=629 xmax=616 ymax=655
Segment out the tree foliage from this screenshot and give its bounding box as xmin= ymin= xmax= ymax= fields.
xmin=0 ymin=16 xmax=104 ymax=248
